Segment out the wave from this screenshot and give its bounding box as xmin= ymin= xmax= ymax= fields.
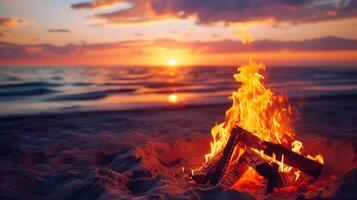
xmin=0 ymin=88 xmax=57 ymax=98
xmin=295 ymin=93 xmax=357 ymax=101
xmin=49 ymin=89 xmax=136 ymax=101
xmin=0 ymin=81 xmax=61 ymax=89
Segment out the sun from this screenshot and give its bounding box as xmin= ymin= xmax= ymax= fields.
xmin=168 ymin=94 xmax=178 ymax=103
xmin=168 ymin=58 xmax=176 ymax=67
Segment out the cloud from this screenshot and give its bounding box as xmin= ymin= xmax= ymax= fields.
xmin=48 ymin=29 xmax=72 ymax=33
xmin=0 ymin=16 xmax=27 ymax=27
xmin=1 ymin=36 xmax=357 ymax=62
xmin=71 ymin=0 xmax=357 ymax=26
xmin=0 ymin=32 xmax=5 ymax=38
xmin=189 ymin=36 xmax=357 ymax=54
xmin=71 ymin=0 xmax=123 ymax=9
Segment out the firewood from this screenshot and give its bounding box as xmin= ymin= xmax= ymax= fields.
xmin=263 ymin=141 xmax=323 ymax=179
xmin=191 ymin=152 xmax=222 ymax=185
xmin=275 ymin=172 xmax=295 ymax=188
xmin=209 ymin=128 xmax=241 ymax=185
xmin=192 ymin=129 xmax=241 ymax=185
xmin=232 ymin=126 xmax=323 ymax=179
xmin=241 ymin=148 xmax=278 ymax=194
xmin=235 ymin=148 xmax=298 ymax=192
xmin=216 ymin=157 xmax=248 ymax=189
xmin=213 ymin=148 xmax=291 ymax=193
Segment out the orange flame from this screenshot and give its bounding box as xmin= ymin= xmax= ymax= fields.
xmin=203 ymin=60 xmax=323 ymax=181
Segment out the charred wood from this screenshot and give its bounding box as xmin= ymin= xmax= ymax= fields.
xmin=275 ymin=172 xmax=295 ymax=188
xmin=241 ymin=148 xmax=278 ymax=194
xmin=192 ymin=129 xmax=241 ymax=185
xmin=232 ymin=126 xmax=323 ymax=179
xmin=191 ymin=152 xmax=222 ymax=185
xmin=217 ymin=157 xmax=248 ymax=189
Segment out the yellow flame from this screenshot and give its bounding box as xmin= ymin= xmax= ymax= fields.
xmin=307 ymin=154 xmax=324 ymax=164
xmin=294 ymin=171 xmax=301 ymax=181
xmin=292 ymin=140 xmax=303 ymax=154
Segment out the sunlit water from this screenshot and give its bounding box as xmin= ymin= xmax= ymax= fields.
xmin=0 ymin=66 xmax=357 ymax=115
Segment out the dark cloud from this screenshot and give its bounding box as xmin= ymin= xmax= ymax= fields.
xmin=71 ymin=0 xmax=121 ymax=9
xmin=0 ymin=40 xmax=146 ymax=60
xmin=0 ymin=16 xmax=26 ymax=27
xmin=71 ymin=0 xmax=357 ymax=25
xmin=1 ymin=36 xmax=356 ymax=61
xmin=279 ymin=0 xmax=310 ymax=7
xmin=48 ymin=29 xmax=72 ymax=33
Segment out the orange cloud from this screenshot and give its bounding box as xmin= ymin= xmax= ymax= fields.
xmin=0 ymin=16 xmax=27 ymax=27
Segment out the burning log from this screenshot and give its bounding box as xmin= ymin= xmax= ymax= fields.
xmin=216 ymin=157 xmax=248 ymax=189
xmin=263 ymin=141 xmax=323 ymax=179
xmin=217 ymin=148 xmax=296 ymax=193
xmin=240 ymin=148 xmax=295 ymax=193
xmin=233 ymin=126 xmax=324 ymax=179
xmin=192 ymin=129 xmax=241 ymax=185
xmin=275 ymin=172 xmax=295 ymax=188
xmin=191 ymin=152 xmax=222 ymax=185
xmin=241 ymin=148 xmax=278 ymax=194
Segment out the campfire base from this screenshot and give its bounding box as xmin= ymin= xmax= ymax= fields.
xmin=192 ymin=126 xmax=324 ymax=194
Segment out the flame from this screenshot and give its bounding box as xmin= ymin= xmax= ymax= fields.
xmin=292 ymin=140 xmax=303 ymax=154
xmin=307 ymin=154 xmax=324 ymax=164
xmin=202 ymin=60 xmax=323 ymax=182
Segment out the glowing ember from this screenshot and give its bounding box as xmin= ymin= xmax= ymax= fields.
xmin=202 ymin=60 xmax=323 ymax=184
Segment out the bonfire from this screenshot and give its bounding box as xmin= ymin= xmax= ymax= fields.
xmin=191 ymin=60 xmax=324 ymax=194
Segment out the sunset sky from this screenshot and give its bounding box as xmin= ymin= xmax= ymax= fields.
xmin=1 ymin=0 xmax=357 ymax=66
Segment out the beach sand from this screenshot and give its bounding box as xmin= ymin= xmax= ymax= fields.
xmin=1 ymin=96 xmax=357 ymax=200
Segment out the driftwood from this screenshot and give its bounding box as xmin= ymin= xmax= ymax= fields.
xmin=232 ymin=126 xmax=323 ymax=179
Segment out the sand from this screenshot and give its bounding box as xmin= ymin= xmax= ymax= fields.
xmin=1 ymin=97 xmax=357 ymax=200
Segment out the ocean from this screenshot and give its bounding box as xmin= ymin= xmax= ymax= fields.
xmin=0 ymin=66 xmax=357 ymax=116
